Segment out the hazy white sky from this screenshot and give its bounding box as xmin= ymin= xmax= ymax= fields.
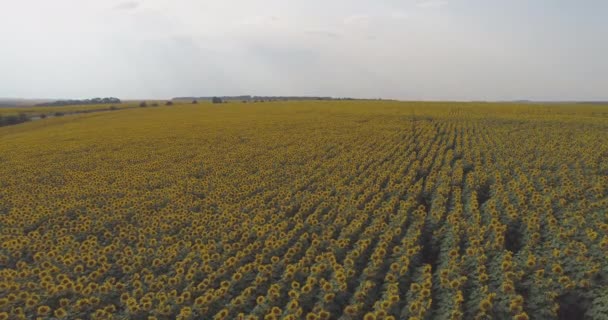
xmin=1 ymin=0 xmax=607 ymax=100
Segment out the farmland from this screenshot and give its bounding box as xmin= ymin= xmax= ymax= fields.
xmin=0 ymin=101 xmax=607 ymax=319
xmin=0 ymin=103 xmax=140 ymax=118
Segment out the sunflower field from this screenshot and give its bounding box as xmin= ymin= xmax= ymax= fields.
xmin=0 ymin=101 xmax=607 ymax=319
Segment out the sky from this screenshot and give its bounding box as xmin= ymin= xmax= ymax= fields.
xmin=1 ymin=0 xmax=607 ymax=101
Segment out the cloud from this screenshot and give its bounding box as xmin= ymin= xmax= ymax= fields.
xmin=113 ymin=1 xmax=139 ymax=10
xmin=343 ymin=12 xmax=408 ymax=29
xmin=3 ymin=0 xmax=607 ymax=100
xmin=343 ymin=14 xmax=370 ymax=26
xmin=417 ymin=1 xmax=448 ymax=9
xmin=390 ymin=12 xmax=410 ymax=20
xmin=240 ymin=15 xmax=280 ymax=26
xmin=304 ymin=30 xmax=342 ymax=39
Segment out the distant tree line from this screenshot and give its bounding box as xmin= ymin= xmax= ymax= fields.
xmin=36 ymin=97 xmax=121 ymax=107
xmin=139 ymin=101 xmax=164 ymax=107
xmin=0 ymin=113 xmax=29 ymax=127
xmin=172 ymin=97 xmax=224 ymax=104
xmin=171 ymin=96 xmax=360 ymax=103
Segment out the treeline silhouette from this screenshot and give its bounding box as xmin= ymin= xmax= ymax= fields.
xmin=172 ymin=96 xmax=359 ymax=102
xmin=0 ymin=113 xmax=29 ymax=127
xmin=36 ymin=97 xmax=121 ymax=107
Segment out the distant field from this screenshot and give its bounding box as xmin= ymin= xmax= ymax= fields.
xmin=0 ymin=103 xmax=140 ymax=117
xmin=0 ymin=101 xmax=607 ymax=319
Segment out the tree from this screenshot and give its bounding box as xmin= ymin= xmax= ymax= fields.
xmin=35 ymin=97 xmax=121 ymax=107
xmin=0 ymin=113 xmax=29 ymax=126
xmin=212 ymin=97 xmax=223 ymax=104
xmin=192 ymin=100 xmax=198 ymax=104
